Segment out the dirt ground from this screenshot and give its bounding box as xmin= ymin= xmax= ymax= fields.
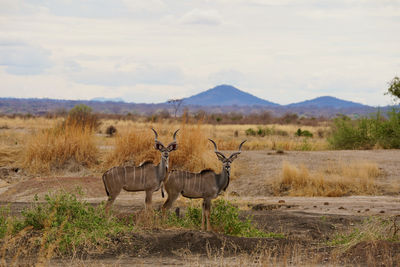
xmin=1 ymin=150 xmax=400 ymax=265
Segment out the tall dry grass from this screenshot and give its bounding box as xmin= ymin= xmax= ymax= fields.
xmin=0 ymin=144 xmax=21 ymax=167
xmin=104 ymin=123 xmax=220 ymax=173
xmin=23 ymin=124 xmax=98 ymax=174
xmin=104 ymin=127 xmax=156 ymax=168
xmin=275 ymin=161 xmax=381 ymax=197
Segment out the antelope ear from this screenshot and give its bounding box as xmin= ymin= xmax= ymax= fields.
xmin=228 ymin=152 xmax=241 ymax=161
xmin=167 ymin=142 xmax=177 ymax=151
xmin=215 ymin=151 xmax=226 ymax=161
xmin=155 ymin=141 xmax=165 ymax=151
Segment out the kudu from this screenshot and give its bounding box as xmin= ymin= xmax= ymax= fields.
xmin=162 ymin=139 xmax=246 ymax=230
xmin=102 ymin=128 xmax=179 ymax=211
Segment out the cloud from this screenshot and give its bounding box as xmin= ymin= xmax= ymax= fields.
xmin=0 ymin=40 xmax=52 ymax=75
xmin=208 ymin=69 xmax=246 ymax=86
xmin=121 ymin=0 xmax=167 ymax=12
xmin=70 ymin=63 xmax=185 ymax=87
xmin=180 ymin=9 xmax=222 ymax=26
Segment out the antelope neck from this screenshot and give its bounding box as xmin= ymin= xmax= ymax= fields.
xmin=156 ymin=156 xmax=168 ymax=182
xmin=216 ymin=167 xmax=230 ymax=193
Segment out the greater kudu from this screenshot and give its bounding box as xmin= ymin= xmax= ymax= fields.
xmin=102 ymin=128 xmax=179 ymax=211
xmin=162 ymin=139 xmax=246 ymax=230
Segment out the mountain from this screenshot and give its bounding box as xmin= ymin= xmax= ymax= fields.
xmin=287 ymin=96 xmax=370 ymax=109
xmin=183 ymin=85 xmax=279 ymax=106
xmin=91 ymin=97 xmax=125 ymax=102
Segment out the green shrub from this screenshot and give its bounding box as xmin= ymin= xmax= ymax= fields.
xmin=329 ymin=110 xmax=400 ymax=149
xmin=375 ymin=109 xmax=400 ymax=148
xmin=12 ymin=191 xmax=130 ymax=253
xmin=245 ymin=128 xmax=257 ymax=136
xmin=165 ymin=199 xmax=284 ymax=238
xmin=295 ymin=128 xmax=313 ymax=138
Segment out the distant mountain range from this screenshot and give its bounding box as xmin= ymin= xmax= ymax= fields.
xmin=0 ymin=84 xmax=389 ymax=117
xmin=182 ymin=85 xmax=371 ymax=110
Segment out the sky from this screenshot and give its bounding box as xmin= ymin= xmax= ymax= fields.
xmin=0 ymin=0 xmax=399 ymax=106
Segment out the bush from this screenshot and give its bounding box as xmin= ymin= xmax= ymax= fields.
xmin=105 ymin=125 xmax=117 ymax=137
xmin=65 ymin=104 xmax=100 ymax=131
xmin=375 ymin=109 xmax=400 ymax=148
xmin=165 ymin=199 xmax=284 ymax=238
xmin=295 ymin=128 xmax=313 ymax=138
xmin=245 ymin=128 xmax=257 ymax=136
xmin=329 ymin=110 xmax=400 ymax=149
xmin=11 ymin=191 xmax=129 ymax=253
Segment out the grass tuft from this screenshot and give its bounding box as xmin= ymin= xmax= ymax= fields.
xmin=23 ymin=123 xmax=98 ymax=174
xmin=275 ymin=161 xmax=381 ymax=196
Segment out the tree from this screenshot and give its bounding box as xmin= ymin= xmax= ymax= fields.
xmin=168 ymin=98 xmax=184 ymax=118
xmin=385 ymin=76 xmax=400 ymax=104
xmin=66 ymin=104 xmax=100 ymax=131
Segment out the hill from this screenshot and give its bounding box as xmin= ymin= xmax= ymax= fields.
xmin=288 ymin=96 xmax=369 ymax=109
xmin=183 ymin=85 xmax=279 ymax=106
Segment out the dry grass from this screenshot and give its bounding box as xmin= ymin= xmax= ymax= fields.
xmin=0 ymin=144 xmax=21 ymax=167
xmin=103 ymin=126 xmax=156 ymax=168
xmin=214 ymin=136 xmax=329 ymax=151
xmin=0 ymin=117 xmax=62 ymax=131
xmin=275 ymin=161 xmax=381 ymax=197
xmin=22 ymin=124 xmax=98 ymax=174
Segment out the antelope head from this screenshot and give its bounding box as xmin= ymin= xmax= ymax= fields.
xmin=208 ymin=139 xmax=246 ymax=176
xmin=152 ymin=128 xmax=179 ymax=169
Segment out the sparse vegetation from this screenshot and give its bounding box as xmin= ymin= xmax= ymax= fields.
xmin=330 ymin=216 xmax=400 ymax=249
xmin=245 ymin=126 xmax=289 ymax=137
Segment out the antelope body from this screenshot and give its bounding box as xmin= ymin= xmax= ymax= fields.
xmin=103 ymin=129 xmax=178 ymax=211
xmin=162 ymin=139 xmax=246 ymax=230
